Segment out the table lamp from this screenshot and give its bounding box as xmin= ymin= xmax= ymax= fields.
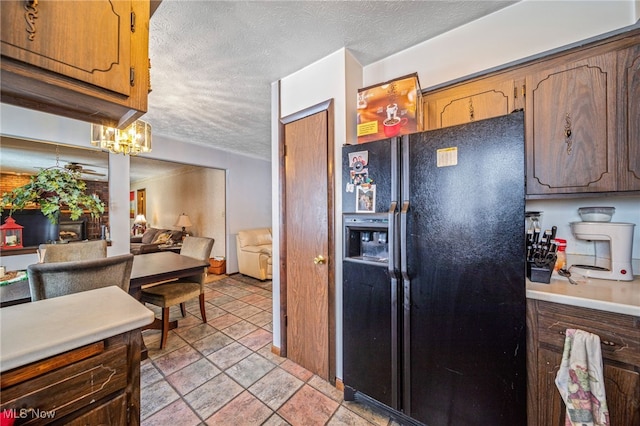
xmin=175 ymin=213 xmax=192 ymax=237
xmin=133 ymin=214 xmax=147 ymax=235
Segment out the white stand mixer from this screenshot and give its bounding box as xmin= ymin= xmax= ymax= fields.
xmin=570 ymin=221 xmax=635 ymax=281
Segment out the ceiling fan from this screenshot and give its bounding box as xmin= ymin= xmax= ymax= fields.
xmin=63 ymin=162 xmax=106 ymax=177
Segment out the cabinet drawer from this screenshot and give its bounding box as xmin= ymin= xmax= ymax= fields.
xmin=536 ymin=302 xmax=640 ymax=366
xmin=0 ymin=344 xmax=127 ymax=425
xmin=65 ymin=393 xmax=128 ymax=426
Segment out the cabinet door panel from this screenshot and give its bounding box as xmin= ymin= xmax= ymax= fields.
xmin=65 ymin=393 xmax=128 ymax=426
xmin=437 ymin=88 xmax=511 ymax=128
xmin=537 ymin=348 xmax=640 ymax=426
xmin=537 ymin=347 xmax=565 ymax=426
xmin=424 ymin=79 xmax=514 ymax=130
xmin=618 ymin=44 xmax=640 ymax=191
xmin=1 ymin=0 xmax=131 ymax=96
xmin=526 ymin=52 xmax=617 ymax=194
xmin=604 ymin=363 xmax=640 ymax=426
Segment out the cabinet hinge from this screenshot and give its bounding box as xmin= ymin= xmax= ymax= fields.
xmin=514 ymin=86 xmax=517 ymax=99
xmin=130 ymin=11 xmax=136 ymax=32
xmin=522 ymin=84 xmax=526 ymax=98
xmin=283 ymin=145 xmax=287 ymax=157
xmin=284 ymin=315 xmax=288 ymax=327
xmin=130 ymin=67 xmax=135 ymax=87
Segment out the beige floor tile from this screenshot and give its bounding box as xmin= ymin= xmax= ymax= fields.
xmin=140 ymin=276 xmax=393 ymax=426
xmin=205 ymin=390 xmax=273 ymax=425
xmin=278 ymin=384 xmax=340 ymax=425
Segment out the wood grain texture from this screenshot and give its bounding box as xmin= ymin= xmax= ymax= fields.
xmin=1 ymin=0 xmax=131 ymax=95
xmin=617 ymin=43 xmax=640 ymax=191
xmin=424 ymin=77 xmax=514 ymax=130
xmin=1 ymin=344 xmax=128 ymax=423
xmin=526 ymin=51 xmax=617 ymax=194
xmin=528 ymin=299 xmax=640 ymax=426
xmin=284 ymin=109 xmax=330 ymax=380
xmin=0 ymin=341 xmax=104 ymax=389
xmin=0 ymin=0 xmax=149 ymax=128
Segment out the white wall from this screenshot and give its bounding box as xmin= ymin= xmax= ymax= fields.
xmin=0 ymin=104 xmax=271 ymax=273
xmin=276 ymin=48 xmax=363 ymax=364
xmin=364 ymin=0 xmax=638 ymax=90
xmin=526 ymin=196 xmax=640 ymax=270
xmin=131 ymin=166 xmax=226 ymax=258
xmin=275 ymin=1 xmax=638 ymax=381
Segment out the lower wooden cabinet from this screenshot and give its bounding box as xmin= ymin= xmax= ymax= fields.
xmin=0 ymin=330 xmax=142 ymax=425
xmin=527 ymin=299 xmax=640 ymax=426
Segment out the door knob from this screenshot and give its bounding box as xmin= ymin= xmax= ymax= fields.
xmin=314 ymin=255 xmax=326 ymax=265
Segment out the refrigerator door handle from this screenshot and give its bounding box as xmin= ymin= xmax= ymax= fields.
xmin=388 ymin=201 xmax=398 ymax=277
xmin=400 ymin=201 xmax=410 ymax=280
xmin=400 ymin=200 xmax=411 ymax=414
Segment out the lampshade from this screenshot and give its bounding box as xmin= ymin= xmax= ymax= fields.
xmin=134 ymin=214 xmax=147 ymax=224
xmin=174 ymin=214 xmax=192 ymax=229
xmin=90 ymin=120 xmax=152 ymax=156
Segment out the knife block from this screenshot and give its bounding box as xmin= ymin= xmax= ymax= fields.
xmin=527 ymin=262 xmax=554 ymax=284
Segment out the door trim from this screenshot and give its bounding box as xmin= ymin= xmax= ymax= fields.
xmin=279 ymin=98 xmax=335 ymax=383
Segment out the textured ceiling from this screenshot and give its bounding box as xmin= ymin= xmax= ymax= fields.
xmin=144 ymin=0 xmax=519 ymax=161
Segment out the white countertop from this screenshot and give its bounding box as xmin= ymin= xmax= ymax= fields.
xmin=0 ymin=286 xmax=155 ymax=372
xmin=526 ymin=273 xmax=640 ymax=317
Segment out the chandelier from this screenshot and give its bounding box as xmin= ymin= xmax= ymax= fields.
xmin=90 ymin=120 xmax=152 ymax=155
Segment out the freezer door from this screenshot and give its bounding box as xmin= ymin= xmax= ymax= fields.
xmin=342 ymin=260 xmax=399 ymax=409
xmin=342 ymin=138 xmax=399 ymax=214
xmin=403 ymin=112 xmax=526 ymax=425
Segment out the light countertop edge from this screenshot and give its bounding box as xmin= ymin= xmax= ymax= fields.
xmin=0 ymin=286 xmax=155 ymax=372
xmin=526 ymin=274 xmax=640 ymax=317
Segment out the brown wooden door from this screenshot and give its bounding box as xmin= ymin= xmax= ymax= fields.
xmin=281 ymin=102 xmax=334 ymax=381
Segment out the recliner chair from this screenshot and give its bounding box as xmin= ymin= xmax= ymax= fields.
xmin=236 ymin=228 xmax=272 ymax=280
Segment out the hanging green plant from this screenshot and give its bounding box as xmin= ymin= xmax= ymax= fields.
xmin=1 ymin=167 xmax=105 ymax=224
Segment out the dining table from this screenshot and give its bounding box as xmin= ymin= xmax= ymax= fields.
xmin=0 ymin=251 xmax=209 ymax=307
xmin=129 ymin=251 xmax=210 ymax=300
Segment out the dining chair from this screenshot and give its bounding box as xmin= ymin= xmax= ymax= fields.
xmin=140 ymin=236 xmax=214 ymax=349
xmin=27 ymin=254 xmax=134 ymax=301
xmin=38 ymin=240 xmax=107 ymax=263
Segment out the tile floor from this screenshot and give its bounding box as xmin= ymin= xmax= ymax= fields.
xmin=140 ymin=274 xmax=397 ymax=426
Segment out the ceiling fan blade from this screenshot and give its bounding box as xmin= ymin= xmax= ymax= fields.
xmin=81 ymin=170 xmax=106 ymax=176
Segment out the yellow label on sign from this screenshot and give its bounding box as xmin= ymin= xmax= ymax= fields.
xmin=436 ymin=147 xmax=458 ymax=167
xmin=357 ymin=121 xmax=378 ymax=137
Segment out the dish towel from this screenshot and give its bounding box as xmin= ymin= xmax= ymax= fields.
xmin=555 ymin=328 xmax=610 ymax=426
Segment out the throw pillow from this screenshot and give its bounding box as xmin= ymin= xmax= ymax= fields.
xmin=141 ymin=228 xmax=161 ymax=244
xmin=152 ymin=231 xmax=172 ymax=245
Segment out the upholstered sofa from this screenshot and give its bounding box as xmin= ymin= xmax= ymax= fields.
xmin=236 ymin=228 xmax=272 ymax=280
xmin=130 ymin=227 xmax=183 ymax=255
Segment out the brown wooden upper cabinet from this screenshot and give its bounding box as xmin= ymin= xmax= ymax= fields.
xmin=422 ymin=76 xmax=520 ymax=131
xmin=525 ymin=51 xmax=618 ymax=195
xmin=422 ymin=28 xmax=639 ymax=197
xmin=617 ymin=43 xmax=640 ymax=192
xmin=1 ymin=0 xmax=151 ymax=129
xmin=526 ymin=38 xmax=640 ymax=195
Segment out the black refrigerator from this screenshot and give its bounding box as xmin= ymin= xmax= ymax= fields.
xmin=342 ymin=112 xmax=526 ymax=425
